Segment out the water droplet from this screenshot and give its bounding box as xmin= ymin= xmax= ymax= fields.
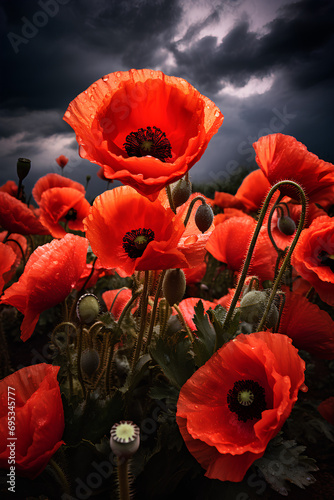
xmin=53 ymin=260 xmax=58 ymax=266
xmin=116 ymin=72 xmax=121 ymax=78
xmin=79 ymin=145 xmax=88 ymax=158
xmin=215 ymin=110 xmax=220 ymax=117
xmin=90 ymin=95 xmax=95 ymax=101
xmin=102 ymin=75 xmax=109 ymax=82
xmin=64 ymin=110 xmax=71 ymax=118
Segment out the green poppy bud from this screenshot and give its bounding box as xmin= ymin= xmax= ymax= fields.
xmin=162 ymin=268 xmax=186 ymax=306
xmin=172 ymin=178 xmax=192 ymax=208
xmin=239 ymin=290 xmax=268 ymax=324
xmin=17 ymin=158 xmax=31 ymax=181
xmin=76 ymin=293 xmax=100 ymax=323
xmin=277 ymin=216 xmax=296 ymax=236
xmin=110 ymin=421 xmax=140 ymax=458
xmin=80 ymin=348 xmax=100 ymax=377
xmin=195 ymin=203 xmax=214 ymax=233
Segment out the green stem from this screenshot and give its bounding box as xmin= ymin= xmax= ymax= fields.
xmin=256 ymin=182 xmax=307 ymax=331
xmin=183 ymin=196 xmax=206 ymax=228
xmin=222 ymin=181 xmax=306 ymax=330
xmin=144 ymin=270 xmax=166 ymax=352
xmin=117 ymin=290 xmax=142 ymax=328
xmin=48 ymin=458 xmax=70 ymax=494
xmin=117 ymin=458 xmax=130 ymax=500
xmin=77 ymin=324 xmax=86 ymax=399
xmin=173 ymin=303 xmax=194 ymax=342
xmin=80 ymin=256 xmax=98 ymax=292
xmin=131 ymin=271 xmax=150 ymax=370
xmin=267 ymin=194 xmax=284 ymax=254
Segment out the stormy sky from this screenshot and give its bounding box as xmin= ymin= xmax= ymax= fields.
xmin=1 ymin=0 xmax=334 ymax=199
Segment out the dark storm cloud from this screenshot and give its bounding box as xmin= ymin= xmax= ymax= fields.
xmin=170 ymin=0 xmax=334 ymax=93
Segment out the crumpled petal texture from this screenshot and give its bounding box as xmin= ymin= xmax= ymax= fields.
xmin=176 ymin=332 xmax=305 ymax=482
xmin=0 ymin=364 xmax=65 ymax=479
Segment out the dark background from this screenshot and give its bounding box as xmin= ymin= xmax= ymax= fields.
xmin=1 ymin=0 xmax=334 ymax=199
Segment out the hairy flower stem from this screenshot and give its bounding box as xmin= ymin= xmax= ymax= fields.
xmin=173 ymin=304 xmax=194 ymax=341
xmin=222 ymin=181 xmax=306 ymax=330
xmin=76 ymin=324 xmax=87 ymax=399
xmin=48 ymin=458 xmax=70 ymax=494
xmin=117 ymin=458 xmax=130 ymax=500
xmin=117 ymin=290 xmax=142 ymax=328
xmin=80 ymin=256 xmax=98 ymax=292
xmin=183 ymin=196 xmax=207 ymax=227
xmin=144 ymin=270 xmax=166 ymax=352
xmin=266 ymin=193 xmax=284 ymax=254
xmin=131 ymin=270 xmax=150 ymax=370
xmin=257 ymin=184 xmax=307 ymax=331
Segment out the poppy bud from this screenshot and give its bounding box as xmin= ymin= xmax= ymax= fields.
xmin=277 ymin=216 xmax=296 ymax=236
xmin=239 ymin=290 xmax=268 ymax=325
xmin=17 ymin=157 xmax=31 ymax=181
xmin=110 ymin=421 xmax=140 ymax=458
xmin=172 ymin=178 xmax=192 ymax=208
xmin=195 ymin=203 xmax=214 ymax=233
xmin=162 ymin=268 xmax=186 ymax=306
xmin=76 ymin=293 xmax=100 ymax=323
xmin=80 ymin=348 xmax=100 ymax=377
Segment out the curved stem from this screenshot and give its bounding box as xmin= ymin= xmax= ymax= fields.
xmin=223 ymin=181 xmax=306 ymax=330
xmin=183 ymin=196 xmax=207 ymax=228
xmin=5 ymin=238 xmax=27 ymax=266
xmin=173 ymin=303 xmax=194 ymax=342
xmin=256 ymin=182 xmax=307 ymax=331
xmin=267 ymin=193 xmax=284 ymax=254
xmin=144 ymin=270 xmax=166 ymax=352
xmin=117 ymin=290 xmax=142 ymax=328
xmin=80 ymin=256 xmax=98 ymax=292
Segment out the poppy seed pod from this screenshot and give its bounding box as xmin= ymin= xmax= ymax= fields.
xmin=110 ymin=421 xmax=140 ymax=458
xmin=162 ymin=268 xmax=186 ymax=306
xmin=76 ymin=293 xmax=100 ymax=323
xmin=172 ymin=178 xmax=192 ymax=208
xmin=239 ymin=290 xmax=268 ymax=325
xmin=17 ymin=158 xmax=31 ymax=181
xmin=277 ymin=215 xmax=296 ymax=236
xmin=80 ymin=348 xmax=100 ymax=377
xmin=195 ymin=203 xmax=214 ymax=233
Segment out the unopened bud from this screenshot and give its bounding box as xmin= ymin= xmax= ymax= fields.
xmin=239 ymin=290 xmax=267 ymax=324
xmin=76 ymin=293 xmax=100 ymax=323
xmin=17 ymin=158 xmax=31 ymax=181
xmin=162 ymin=268 xmax=186 ymax=306
xmin=110 ymin=421 xmax=140 ymax=458
xmin=80 ymin=349 xmax=100 ymax=377
xmin=172 ymin=178 xmax=192 ymax=208
xmin=277 ymin=216 xmax=296 ymax=236
xmin=195 ymin=203 xmax=214 ymax=233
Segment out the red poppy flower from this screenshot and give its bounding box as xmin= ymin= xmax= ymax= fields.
xmin=214 ymin=208 xmax=248 ymax=226
xmin=0 ymin=242 xmax=16 ymax=294
xmin=176 ymin=331 xmax=306 ymax=482
xmin=38 ymin=187 xmax=91 ymax=238
xmin=213 ymin=192 xmax=244 ymax=210
xmin=235 ymin=169 xmax=271 ymax=212
xmin=64 ymin=69 xmax=223 ymax=200
xmin=102 ymin=288 xmax=133 ymax=320
xmin=0 ymin=234 xmax=88 ymax=341
xmin=291 ymin=216 xmax=334 ymax=306
xmin=318 ymin=397 xmax=334 ymax=426
xmin=278 ymin=289 xmax=334 ymax=358
xmin=253 ymin=134 xmax=334 ymax=202
xmin=183 ymin=262 xmax=207 ymax=285
xmin=0 ymin=364 xmax=64 ymax=478
xmin=0 ymin=180 xmax=18 ymax=196
xmin=206 ymin=216 xmax=277 ymax=282
xmin=0 ymin=192 xmax=49 ymax=235
xmin=32 ymin=173 xmax=85 ymax=204
xmin=84 ymin=186 xmax=211 ymax=276
xmin=55 ymin=155 xmax=69 ymax=168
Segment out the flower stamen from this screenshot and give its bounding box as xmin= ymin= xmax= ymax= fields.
xmin=65 ymin=208 xmax=77 ymax=221
xmin=123 ymin=228 xmax=155 ymax=258
xmin=227 ymin=379 xmax=266 ymax=422
xmin=124 ymin=126 xmax=172 ymax=162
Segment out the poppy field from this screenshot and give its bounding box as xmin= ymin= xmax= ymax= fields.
xmin=0 ymin=69 xmax=334 ymax=499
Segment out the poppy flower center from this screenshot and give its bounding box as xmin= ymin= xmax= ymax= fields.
xmin=317 ymin=250 xmax=334 ymax=272
xmin=123 ymin=228 xmax=155 ymax=258
xmin=65 ymin=208 xmax=77 ymax=221
xmin=227 ymin=379 xmax=267 ymax=422
xmin=123 ymin=126 xmax=172 ymax=162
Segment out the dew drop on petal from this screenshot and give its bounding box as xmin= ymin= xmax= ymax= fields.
xmin=102 ymin=75 xmax=109 ymax=82
xmin=64 ymin=111 xmax=71 ymax=118
xmin=300 ymin=383 xmax=308 ymax=392
xmin=116 ymin=72 xmax=121 ymax=78
xmin=79 ymin=145 xmax=88 ymax=158
xmin=215 ymin=110 xmax=220 ymax=117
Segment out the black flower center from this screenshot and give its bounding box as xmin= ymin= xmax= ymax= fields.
xmin=65 ymin=208 xmax=77 ymax=221
xmin=123 ymin=228 xmax=155 ymax=258
xmin=317 ymin=250 xmax=334 ymax=272
xmin=227 ymin=379 xmax=267 ymax=422
xmin=123 ymin=126 xmax=172 ymax=162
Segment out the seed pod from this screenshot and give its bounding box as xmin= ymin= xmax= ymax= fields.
xmin=239 ymin=290 xmax=268 ymax=325
xmin=80 ymin=349 xmax=100 ymax=377
xmin=195 ymin=203 xmax=214 ymax=233
xmin=172 ymin=178 xmax=192 ymax=208
xmin=162 ymin=268 xmax=186 ymax=306
xmin=110 ymin=421 xmax=140 ymax=458
xmin=277 ymin=216 xmax=296 ymax=236
xmin=76 ymin=293 xmax=100 ymax=323
xmin=17 ymin=158 xmax=31 ymax=181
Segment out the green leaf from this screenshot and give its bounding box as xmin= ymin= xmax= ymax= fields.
xmin=193 ymin=300 xmax=215 ymax=355
xmin=150 ymin=331 xmax=195 ymax=388
xmin=207 ymin=305 xmax=240 ymax=351
xmin=254 ymin=434 xmax=318 ymax=495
